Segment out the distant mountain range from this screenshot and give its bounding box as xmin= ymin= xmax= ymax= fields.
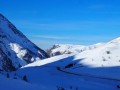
xmin=47 ymin=43 xmax=104 ymax=56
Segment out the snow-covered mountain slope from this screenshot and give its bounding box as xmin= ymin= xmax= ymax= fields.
xmin=0 ymin=14 xmax=49 ymax=71
xmin=45 ymin=37 xmax=120 ymax=78
xmin=16 ymin=37 xmax=120 ymax=90
xmin=74 ymin=37 xmax=120 ymax=68
xmin=16 ymin=54 xmax=120 ymax=90
xmin=47 ymin=43 xmax=104 ymax=56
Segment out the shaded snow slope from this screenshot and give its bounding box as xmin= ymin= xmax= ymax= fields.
xmin=0 ymin=14 xmax=49 ymax=71
xmin=0 ymin=74 xmax=46 ymax=90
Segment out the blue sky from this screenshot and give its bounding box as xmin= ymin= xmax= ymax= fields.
xmin=0 ymin=0 xmax=120 ymax=49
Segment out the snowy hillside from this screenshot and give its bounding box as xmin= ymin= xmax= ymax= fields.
xmin=47 ymin=43 xmax=104 ymax=56
xmin=15 ymin=37 xmax=120 ymax=90
xmin=45 ymin=37 xmax=120 ymax=79
xmin=74 ymin=37 xmax=120 ymax=68
xmin=0 ymin=14 xmax=49 ymax=71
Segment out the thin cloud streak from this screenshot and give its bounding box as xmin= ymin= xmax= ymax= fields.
xmin=29 ymin=35 xmax=71 ymax=39
xmin=30 ymin=35 xmax=116 ymax=50
xmin=28 ymin=34 xmax=116 ymax=41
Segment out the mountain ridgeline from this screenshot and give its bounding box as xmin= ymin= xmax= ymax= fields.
xmin=47 ymin=43 xmax=104 ymax=56
xmin=0 ymin=14 xmax=49 ymax=71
